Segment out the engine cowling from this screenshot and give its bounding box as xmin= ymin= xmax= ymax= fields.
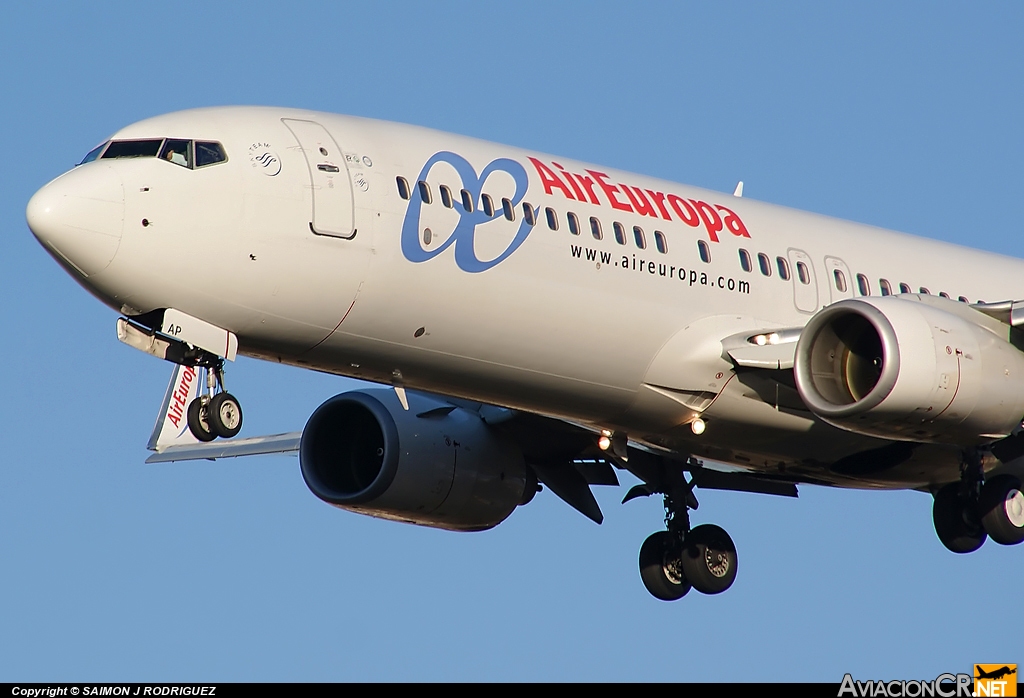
xmin=299 ymin=388 xmax=530 ymax=531
xmin=793 ymin=296 xmax=1024 ymax=444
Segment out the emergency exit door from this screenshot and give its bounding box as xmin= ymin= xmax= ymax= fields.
xmin=824 ymin=256 xmax=855 ymax=303
xmin=787 ymin=248 xmax=819 ymax=313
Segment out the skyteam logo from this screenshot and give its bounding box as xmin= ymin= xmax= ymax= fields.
xmin=401 ymin=151 xmax=532 ymax=273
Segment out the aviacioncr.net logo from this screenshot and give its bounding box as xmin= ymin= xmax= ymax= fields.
xmin=401 ymin=151 xmax=532 ymax=273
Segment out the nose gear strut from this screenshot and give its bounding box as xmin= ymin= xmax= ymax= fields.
xmin=186 ymin=355 xmax=243 ymax=441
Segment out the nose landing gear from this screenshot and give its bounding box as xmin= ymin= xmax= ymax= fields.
xmin=185 ymin=358 xmax=243 ymax=442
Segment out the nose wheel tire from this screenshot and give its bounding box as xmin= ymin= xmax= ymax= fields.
xmin=187 ymin=397 xmax=216 ymax=442
xmin=932 ymin=483 xmax=987 ymax=553
xmin=639 ymin=531 xmax=691 ymax=601
xmin=208 ymin=392 xmax=243 ymax=438
xmin=680 ymin=524 xmax=737 ymax=595
xmin=979 ymin=475 xmax=1024 ymax=546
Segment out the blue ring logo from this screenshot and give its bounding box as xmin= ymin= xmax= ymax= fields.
xmin=401 ymin=151 xmax=533 ymax=273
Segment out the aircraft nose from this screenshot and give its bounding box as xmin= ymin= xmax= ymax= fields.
xmin=26 ymin=163 xmax=125 ymax=277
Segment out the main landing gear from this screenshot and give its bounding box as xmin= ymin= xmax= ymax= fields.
xmin=630 ymin=465 xmax=738 ymax=601
xmin=186 ymin=358 xmax=243 ymax=442
xmin=932 ymin=451 xmax=1024 ymax=553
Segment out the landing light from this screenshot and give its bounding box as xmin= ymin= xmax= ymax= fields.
xmin=751 ymin=332 xmax=781 ymax=346
xmin=598 ymin=435 xmax=612 ymax=451
xmin=691 ymin=418 xmax=706 ymax=435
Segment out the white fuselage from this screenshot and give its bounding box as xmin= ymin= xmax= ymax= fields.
xmin=27 ymin=107 xmax=1024 ymax=490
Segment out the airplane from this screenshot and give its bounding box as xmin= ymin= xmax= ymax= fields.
xmin=975 ymin=666 xmax=1016 ymax=681
xmin=25 ymin=106 xmax=1024 ymax=601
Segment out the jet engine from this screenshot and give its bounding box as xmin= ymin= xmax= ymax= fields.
xmin=299 ymin=388 xmax=530 ymax=531
xmin=793 ymin=296 xmax=1024 ymax=444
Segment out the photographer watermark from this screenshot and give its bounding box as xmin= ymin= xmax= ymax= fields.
xmin=838 ymin=665 xmax=1017 ymax=698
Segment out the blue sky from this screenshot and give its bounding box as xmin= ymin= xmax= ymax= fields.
xmin=1 ymin=1 xmax=1021 ymax=682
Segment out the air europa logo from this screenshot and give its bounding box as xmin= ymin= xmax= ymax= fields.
xmin=165 ymin=365 xmax=197 ymax=434
xmin=401 ymin=151 xmax=532 ymax=273
xmin=529 ymin=158 xmax=750 ymax=243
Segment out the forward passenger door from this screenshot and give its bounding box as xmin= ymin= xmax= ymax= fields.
xmin=283 ymin=119 xmax=356 ymax=239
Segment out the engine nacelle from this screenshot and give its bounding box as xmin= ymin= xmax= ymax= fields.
xmin=299 ymin=388 xmax=530 ymax=531
xmin=793 ymin=296 xmax=1024 ymax=444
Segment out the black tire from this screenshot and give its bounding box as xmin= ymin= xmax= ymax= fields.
xmin=187 ymin=397 xmax=216 ymax=442
xmin=208 ymin=392 xmax=243 ymax=439
xmin=979 ymin=475 xmax=1024 ymax=546
xmin=680 ymin=524 xmax=737 ymax=595
xmin=639 ymin=531 xmax=691 ymax=601
xmin=932 ymin=483 xmax=986 ymax=553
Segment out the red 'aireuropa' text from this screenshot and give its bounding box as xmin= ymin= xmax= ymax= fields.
xmin=166 ymin=366 xmax=196 ymax=428
xmin=528 ymin=158 xmax=750 ymax=243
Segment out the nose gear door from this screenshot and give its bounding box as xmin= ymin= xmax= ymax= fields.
xmin=283 ymin=119 xmax=356 ymax=239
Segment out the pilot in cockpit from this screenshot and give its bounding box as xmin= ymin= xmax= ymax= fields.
xmin=160 ymin=138 xmax=191 ymax=168
xmin=164 ymin=148 xmax=188 ymax=167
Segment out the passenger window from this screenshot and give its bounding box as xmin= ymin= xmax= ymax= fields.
xmin=833 ymin=269 xmax=847 ymax=292
xmin=958 ymin=296 xmax=969 ymax=303
xmin=568 ymin=212 xmax=580 ymax=235
xmin=633 ymin=226 xmax=647 ymax=249
xmin=194 ymin=141 xmax=227 ymax=167
xmin=546 ymin=207 xmax=558 ymax=230
xmin=439 ymin=185 xmax=453 ymax=208
xmin=418 ymin=180 xmax=433 ymax=204
xmin=698 ymin=240 xmax=712 ymax=264
xmin=481 ymin=193 xmax=494 ymax=217
xmin=758 ymin=253 xmax=771 ymax=276
xmin=102 ymin=139 xmax=163 ymax=159
xmin=739 ymin=249 xmax=752 ymax=273
xmin=796 ymin=261 xmax=810 ymax=285
xmin=777 ymin=257 xmax=791 ymax=281
xmin=502 ymin=197 xmax=515 ymax=221
xmin=939 ymin=292 xmax=950 ymax=299
xmin=880 ymin=279 xmax=891 ymax=296
xmin=919 ymin=287 xmax=930 ymax=295
xmin=461 ymin=189 xmax=474 ymax=212
xmin=857 ymin=274 xmax=870 ymax=296
xmin=396 ymin=177 xmax=411 ymax=200
xmin=613 ymin=222 xmax=626 ymax=245
xmin=654 ymin=231 xmax=667 ymax=254
xmin=590 ymin=217 xmax=603 ymax=240
xmin=523 ymin=202 xmax=536 ymax=226
xmin=899 ymin=283 xmax=911 ymax=294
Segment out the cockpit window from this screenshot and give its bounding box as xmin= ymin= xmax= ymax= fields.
xmin=160 ymin=139 xmax=192 ymax=168
xmin=94 ymin=138 xmax=227 ymax=169
xmin=195 ymin=141 xmax=227 ymax=167
xmin=101 ymin=139 xmax=163 ymax=159
xmin=79 ymin=142 xmax=108 ymax=165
